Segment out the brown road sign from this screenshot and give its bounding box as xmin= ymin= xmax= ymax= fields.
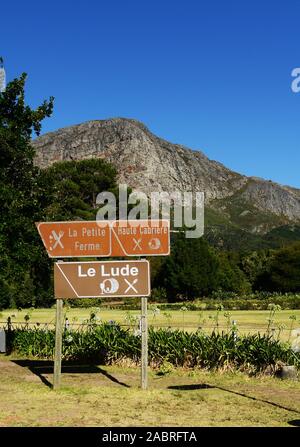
xmin=110 ymin=219 xmax=170 ymax=256
xmin=54 ymin=260 xmax=150 ymax=298
xmin=36 ymin=221 xmax=111 ymax=258
xmin=37 ymin=219 xmax=170 ymax=258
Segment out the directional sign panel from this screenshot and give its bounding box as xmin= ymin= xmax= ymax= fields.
xmin=37 ymin=220 xmax=170 ymax=258
xmin=36 ymin=221 xmax=111 ymax=258
xmin=54 ymin=260 xmax=150 ymax=298
xmin=110 ymin=219 xmax=170 ymax=256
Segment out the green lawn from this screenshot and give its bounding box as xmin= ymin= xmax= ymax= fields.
xmin=1 ymin=307 xmax=300 ymax=341
xmin=0 ymin=354 xmax=300 ymax=426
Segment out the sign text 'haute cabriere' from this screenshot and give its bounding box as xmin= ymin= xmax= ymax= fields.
xmin=36 ymin=220 xmax=170 ymax=258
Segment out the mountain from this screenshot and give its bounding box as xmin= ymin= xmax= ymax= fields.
xmin=32 ymin=118 xmax=300 ymax=249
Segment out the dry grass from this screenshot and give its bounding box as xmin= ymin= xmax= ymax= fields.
xmin=0 ymin=354 xmax=300 ymax=427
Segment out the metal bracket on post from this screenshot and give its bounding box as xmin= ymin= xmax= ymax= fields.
xmin=53 ymin=298 xmax=63 ymax=390
xmin=141 ymin=296 xmax=148 ymax=390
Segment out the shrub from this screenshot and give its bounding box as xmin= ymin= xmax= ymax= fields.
xmin=7 ymin=324 xmax=300 ymax=373
xmin=149 ymin=287 xmax=167 ymax=303
xmin=156 ymin=294 xmax=300 ymax=311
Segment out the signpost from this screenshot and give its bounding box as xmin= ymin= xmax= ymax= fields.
xmin=36 ymin=219 xmax=170 ymax=391
xmin=54 ymin=260 xmax=150 ymax=298
xmin=141 ymin=296 xmax=148 ymax=390
xmin=36 ymin=221 xmax=111 ymax=258
xmin=53 ymin=299 xmax=63 ymax=390
xmin=36 ymin=219 xmax=170 ymax=258
xmin=110 ymin=220 xmax=170 ymax=257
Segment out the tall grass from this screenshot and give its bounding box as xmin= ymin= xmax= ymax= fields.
xmin=7 ymin=323 xmax=300 ymax=373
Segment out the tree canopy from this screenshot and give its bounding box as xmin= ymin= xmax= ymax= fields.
xmin=255 ymin=243 xmax=300 ymax=293
xmin=0 ymin=72 xmax=54 ymax=308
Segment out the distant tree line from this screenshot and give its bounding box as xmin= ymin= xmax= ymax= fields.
xmin=153 ymin=235 xmax=300 ymax=301
xmin=1 ymin=72 xmax=300 ymax=309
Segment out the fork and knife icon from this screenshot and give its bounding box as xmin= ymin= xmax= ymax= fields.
xmin=49 ymin=230 xmax=64 ymax=250
xmin=133 ymin=238 xmax=142 ymax=251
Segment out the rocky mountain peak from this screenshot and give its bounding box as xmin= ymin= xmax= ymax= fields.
xmin=32 ymin=118 xmax=300 ymax=233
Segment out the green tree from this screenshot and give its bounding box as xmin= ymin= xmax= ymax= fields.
xmin=256 ymin=243 xmax=300 ymax=292
xmin=239 ymin=249 xmax=274 ymax=286
xmin=37 ymin=158 xmax=119 ymax=221
xmin=159 ymin=232 xmax=220 ymax=301
xmin=0 ymin=69 xmax=54 ymax=308
xmin=216 ymin=251 xmax=251 ymax=294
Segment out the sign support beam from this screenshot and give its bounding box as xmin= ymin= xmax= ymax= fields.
xmin=141 ymin=296 xmax=148 ymax=390
xmin=36 ymin=220 xmax=171 ymax=392
xmin=53 ymin=299 xmax=63 ymax=390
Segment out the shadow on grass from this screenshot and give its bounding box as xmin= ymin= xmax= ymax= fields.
xmin=168 ymin=383 xmax=300 ymax=416
xmin=288 ymin=420 xmax=300 ymax=426
xmin=12 ymin=360 xmax=131 ymax=389
xmin=169 ymin=384 xmax=213 ymax=390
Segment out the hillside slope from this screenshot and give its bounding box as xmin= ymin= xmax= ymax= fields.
xmin=32 ymin=118 xmax=300 ymax=238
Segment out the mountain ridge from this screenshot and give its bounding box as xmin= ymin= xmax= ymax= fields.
xmin=32 ymin=118 xmax=300 ymax=235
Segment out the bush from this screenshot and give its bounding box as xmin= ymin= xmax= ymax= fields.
xmin=155 ymin=296 xmax=300 ymax=311
xmin=7 ymin=324 xmax=300 ymax=373
xmin=69 ymin=298 xmax=103 ymax=308
xmin=149 ymin=287 xmax=167 ymax=303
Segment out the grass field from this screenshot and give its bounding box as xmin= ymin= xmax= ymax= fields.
xmin=1 ymin=307 xmax=300 ymax=341
xmin=1 ymin=308 xmax=300 ymax=427
xmin=0 ymin=354 xmax=300 ymax=427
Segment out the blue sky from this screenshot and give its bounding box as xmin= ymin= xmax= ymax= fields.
xmin=1 ymin=1 xmax=300 ymax=187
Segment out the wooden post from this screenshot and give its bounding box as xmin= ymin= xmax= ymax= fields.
xmin=53 ymin=298 xmax=63 ymax=390
xmin=141 ymin=296 xmax=148 ymax=390
xmin=7 ymin=316 xmax=11 ymax=332
xmin=6 ymin=316 xmax=12 ymax=353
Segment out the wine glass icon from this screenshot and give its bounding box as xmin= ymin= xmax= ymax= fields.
xmin=148 ymin=238 xmax=161 ymax=250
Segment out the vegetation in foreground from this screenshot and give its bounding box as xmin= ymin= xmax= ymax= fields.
xmin=6 ymin=324 xmax=300 ymax=374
